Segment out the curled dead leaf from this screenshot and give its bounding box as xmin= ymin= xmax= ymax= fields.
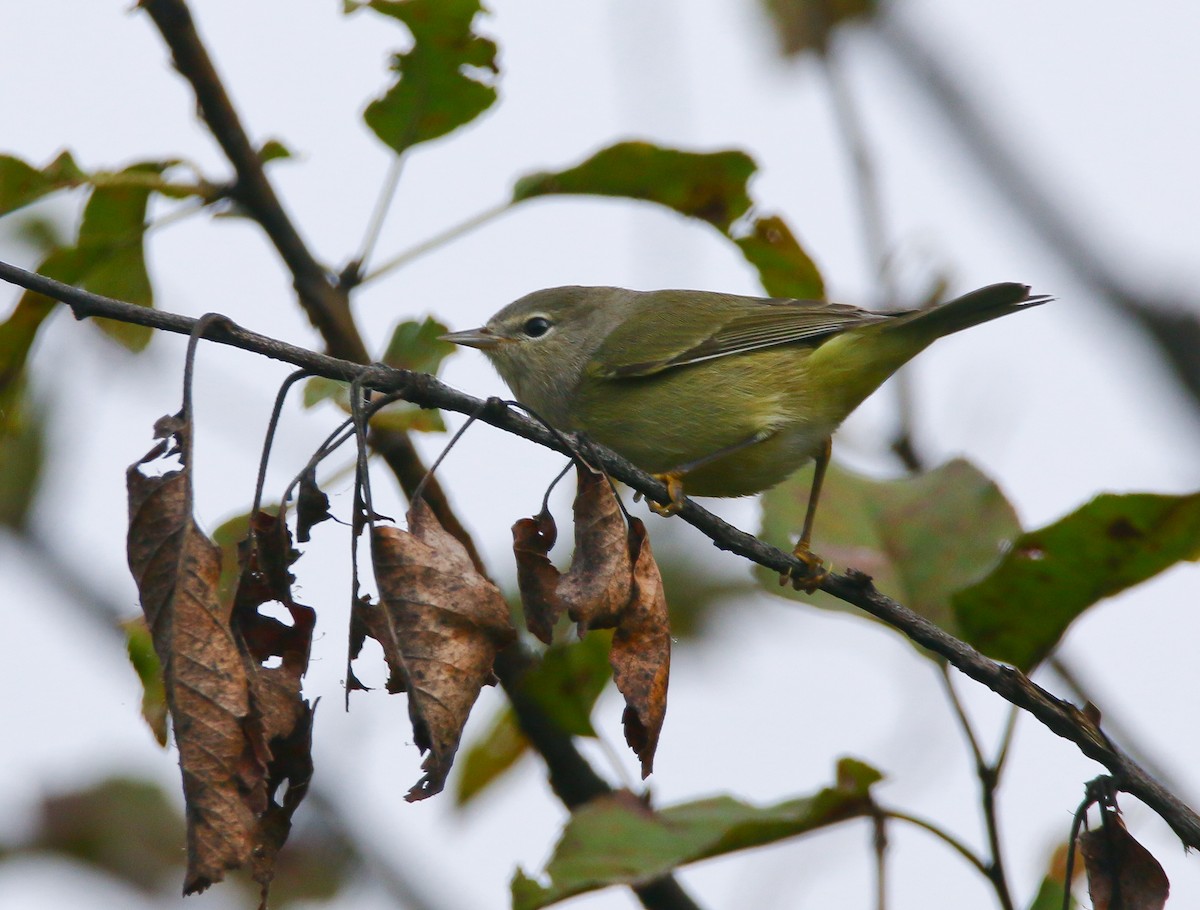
xmin=511 ymin=465 xmax=671 ymax=776
xmin=560 ymin=467 xmax=633 ymax=630
xmin=127 ymin=426 xmax=259 ymax=895
xmin=513 ymin=507 xmax=563 ymax=644
xmin=611 ymin=519 xmax=670 ymax=778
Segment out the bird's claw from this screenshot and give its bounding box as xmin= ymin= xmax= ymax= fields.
xmin=779 ymin=544 xmax=827 ymax=593
xmin=649 ymin=473 xmax=687 ymax=516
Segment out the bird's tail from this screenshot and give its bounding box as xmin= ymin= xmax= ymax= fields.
xmin=890 ymin=282 xmax=1052 ymax=341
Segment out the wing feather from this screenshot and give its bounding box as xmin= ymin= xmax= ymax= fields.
xmin=595 ymin=298 xmax=899 ymax=379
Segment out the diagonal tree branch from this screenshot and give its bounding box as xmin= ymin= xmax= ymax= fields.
xmin=4 ymin=257 xmax=1198 ymax=852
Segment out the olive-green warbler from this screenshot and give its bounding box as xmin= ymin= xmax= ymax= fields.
xmin=444 ymin=283 xmax=1047 ymax=584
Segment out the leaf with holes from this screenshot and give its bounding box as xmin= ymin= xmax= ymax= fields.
xmin=357 ymin=498 xmax=517 ymax=800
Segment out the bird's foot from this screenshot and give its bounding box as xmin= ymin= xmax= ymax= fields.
xmin=779 ymin=544 xmax=827 ymax=593
xmin=648 ymin=472 xmax=687 ymax=516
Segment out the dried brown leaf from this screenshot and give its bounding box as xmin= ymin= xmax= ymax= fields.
xmin=362 ymin=498 xmax=517 ymax=800
xmin=513 ymin=507 xmax=563 ymax=644
xmin=231 ymin=510 xmax=316 ymax=891
xmin=1081 ymin=817 xmax=1170 ymax=910
xmin=295 ymin=466 xmax=332 ymax=543
xmin=611 ymin=518 xmax=670 ymax=778
xmin=560 ymin=466 xmax=632 ymax=629
xmin=126 ymin=425 xmax=260 ymax=895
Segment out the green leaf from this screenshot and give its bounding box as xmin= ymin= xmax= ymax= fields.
xmin=258 ymin=139 xmax=293 ymax=164
xmin=302 ymin=374 xmax=446 ymax=432
xmin=381 ymin=315 xmax=456 ymax=374
xmin=955 ymin=491 xmax=1200 ymax=671
xmin=356 ymin=0 xmax=499 ymax=156
xmin=760 ymin=459 xmax=1020 ymax=641
xmin=733 ymin=214 xmax=824 ymax=299
xmin=0 ymin=292 xmax=58 ymax=410
xmin=511 ymin=141 xmax=824 ymax=296
xmin=513 ymin=141 xmax=755 ymax=231
xmin=512 ymin=757 xmax=882 ymax=910
xmin=1027 ymin=875 xmax=1076 ymax=910
xmin=0 ymin=151 xmax=84 ymax=217
xmin=123 ymin=617 xmax=168 ymax=746
xmin=454 ymin=635 xmax=613 ymax=807
xmin=26 ymin=777 xmax=186 ymax=891
xmin=760 ymin=0 xmax=879 ymax=57
xmin=303 ymin=376 xmax=349 ymax=409
xmin=366 ymin=401 xmax=446 ymax=432
xmin=521 ymin=633 xmax=614 ymax=738
xmin=0 ymin=378 xmax=44 ymax=530
xmin=75 ymin=162 xmax=163 ymax=350
xmin=453 ymin=706 xmax=529 ymax=807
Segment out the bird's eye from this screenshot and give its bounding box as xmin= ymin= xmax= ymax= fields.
xmin=522 ymin=316 xmax=553 ymax=338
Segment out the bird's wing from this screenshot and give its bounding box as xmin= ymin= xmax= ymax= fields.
xmin=592 ymin=298 xmax=898 ymax=380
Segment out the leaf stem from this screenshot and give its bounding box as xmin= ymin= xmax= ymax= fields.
xmin=353 ymin=154 xmax=406 ymax=276
xmin=361 ymin=199 xmax=514 ymax=286
xmin=881 ymin=809 xmax=989 ymax=876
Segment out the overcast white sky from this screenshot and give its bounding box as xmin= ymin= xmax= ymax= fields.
xmin=1 ymin=2 xmax=1199 ymax=909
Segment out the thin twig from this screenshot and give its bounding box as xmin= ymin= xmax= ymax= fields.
xmin=881 ymin=810 xmax=989 ymax=877
xmin=939 ymin=666 xmax=1014 ymax=910
xmin=5 ymin=258 xmax=1198 ymax=852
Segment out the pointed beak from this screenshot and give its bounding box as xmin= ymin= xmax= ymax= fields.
xmin=440 ymin=326 xmax=500 ymax=351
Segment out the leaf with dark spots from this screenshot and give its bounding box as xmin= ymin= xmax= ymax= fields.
xmin=513 ymin=507 xmax=564 ymax=643
xmin=1080 ymin=817 xmax=1169 ymax=910
xmin=610 ymin=519 xmax=670 ymax=777
xmin=296 ymin=466 xmax=333 ymax=543
xmin=361 ymin=499 xmax=517 ymax=800
xmin=955 ymin=490 xmax=1200 ymax=670
xmin=559 ymin=466 xmax=633 ymax=630
xmin=126 ymin=426 xmax=259 ymax=894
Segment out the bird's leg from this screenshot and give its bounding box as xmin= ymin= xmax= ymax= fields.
xmin=782 ymin=436 xmax=831 ymax=592
xmin=647 ymin=428 xmax=776 ymax=516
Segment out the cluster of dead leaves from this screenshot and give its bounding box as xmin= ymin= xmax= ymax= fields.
xmin=127 ymin=413 xmax=314 ymax=902
xmin=513 ymin=466 xmax=671 ymax=778
xmin=126 ymin=378 xmax=674 ymax=904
